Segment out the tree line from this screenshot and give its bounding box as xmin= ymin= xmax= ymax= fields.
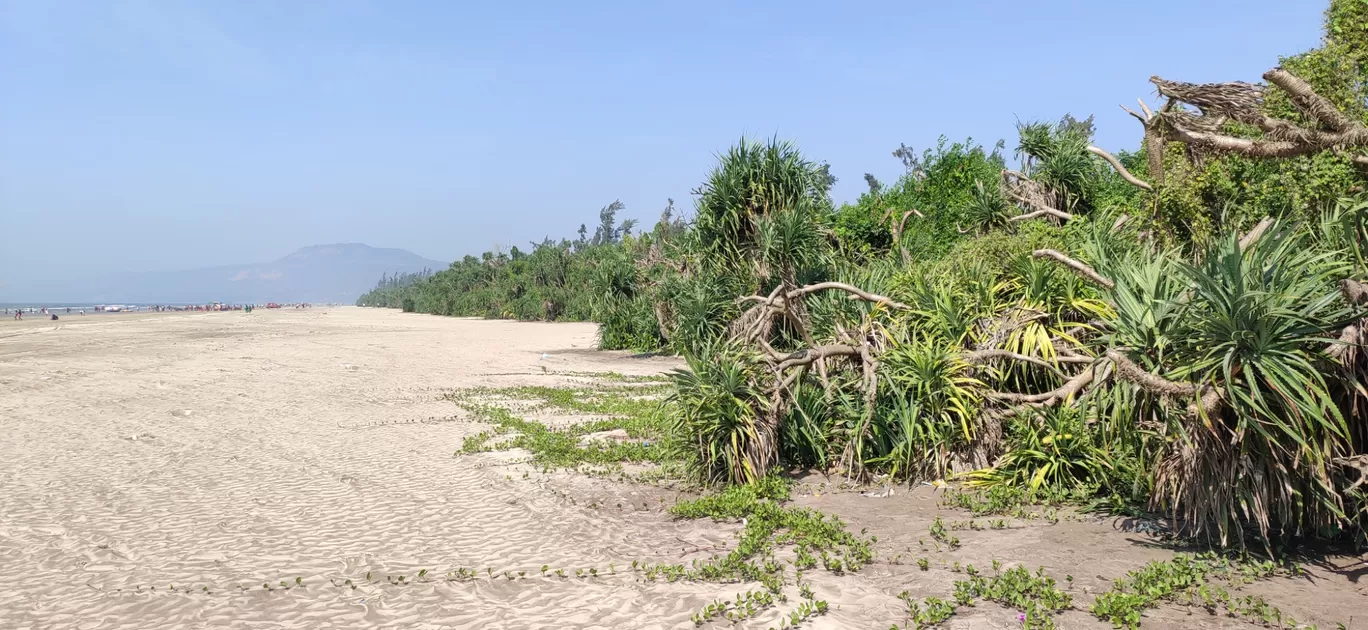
xmin=361 ymin=1 xmax=1368 ymax=548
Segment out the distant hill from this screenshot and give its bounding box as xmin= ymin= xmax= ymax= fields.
xmin=18 ymin=244 xmax=446 ymax=304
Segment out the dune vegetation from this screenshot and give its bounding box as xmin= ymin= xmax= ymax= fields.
xmin=361 ymin=1 xmax=1368 ymax=550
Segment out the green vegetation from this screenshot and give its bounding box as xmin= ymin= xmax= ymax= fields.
xmin=644 ymin=477 xmax=874 ymax=592
xmin=450 ymin=388 xmax=868 ymax=618
xmin=1089 ymin=553 xmax=1310 ymax=629
xmin=450 ymin=383 xmax=678 ymax=472
xmin=690 ymin=589 xmax=778 ymax=626
xmin=368 ymin=2 xmax=1368 ymax=551
xmin=358 ymin=198 xmax=681 ymax=351
xmin=895 ymin=563 xmax=1072 ymax=630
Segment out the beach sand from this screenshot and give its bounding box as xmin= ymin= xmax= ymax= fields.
xmin=1 ymin=308 xmax=1362 ymax=629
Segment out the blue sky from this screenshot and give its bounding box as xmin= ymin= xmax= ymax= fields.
xmin=0 ymin=1 xmax=1328 ymax=295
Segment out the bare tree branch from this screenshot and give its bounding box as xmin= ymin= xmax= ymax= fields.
xmin=1238 ymin=217 xmax=1273 ymax=250
xmin=1088 ymin=145 xmax=1153 ymax=191
xmin=964 ymin=349 xmax=1062 ymax=373
xmin=1161 ymin=122 xmax=1309 ymax=157
xmin=965 ymin=349 xmax=1093 ymax=371
xmin=874 ymin=202 xmax=924 ymax=265
xmin=987 ymin=360 xmax=1108 ymax=405
xmin=1138 ymin=97 xmax=1155 ymax=120
xmin=1010 ymin=208 xmax=1075 ymax=222
xmin=1002 ymin=169 xmax=1075 ymax=223
xmin=785 ymin=282 xmax=912 ymax=310
xmin=1032 ymin=250 xmax=1116 ymax=290
xmin=1121 ymin=104 xmax=1148 ymax=125
xmin=1264 ymin=68 xmax=1362 ymax=134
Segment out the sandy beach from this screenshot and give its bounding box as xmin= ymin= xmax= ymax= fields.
xmin=1 ymin=308 xmax=1362 ymax=629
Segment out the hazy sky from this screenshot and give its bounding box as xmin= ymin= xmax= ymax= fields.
xmin=0 ymin=1 xmax=1327 ymax=294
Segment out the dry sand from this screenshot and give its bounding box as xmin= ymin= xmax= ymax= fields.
xmin=1 ymin=308 xmax=1362 ymax=629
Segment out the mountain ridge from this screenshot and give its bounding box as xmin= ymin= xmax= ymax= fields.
xmin=4 ymin=243 xmax=446 ymax=304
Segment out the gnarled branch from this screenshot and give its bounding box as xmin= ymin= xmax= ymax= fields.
xmin=987 ymin=360 xmax=1108 ymax=406
xmin=1153 ymin=67 xmax=1368 ymax=164
xmin=1106 ymin=350 xmax=1199 ymax=397
xmin=1003 ymin=169 xmax=1075 ymax=223
xmin=1161 ymin=125 xmax=1310 ymax=158
xmin=964 ymin=349 xmax=1061 ymax=373
xmin=1121 ymin=98 xmax=1170 ymax=184
xmin=775 ymin=344 xmax=862 ymax=372
xmin=1106 ymin=349 xmax=1222 ymax=418
xmin=1032 ymin=250 xmax=1116 ymax=290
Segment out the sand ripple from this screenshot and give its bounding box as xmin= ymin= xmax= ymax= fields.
xmin=0 ymin=310 xmax=745 ymax=629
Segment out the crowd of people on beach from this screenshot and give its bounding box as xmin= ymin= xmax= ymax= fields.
xmin=6 ymin=302 xmax=322 ymax=320
xmin=7 ymin=307 xmax=75 ymax=320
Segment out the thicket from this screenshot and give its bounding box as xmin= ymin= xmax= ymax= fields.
xmin=362 ymin=2 xmax=1368 ymax=549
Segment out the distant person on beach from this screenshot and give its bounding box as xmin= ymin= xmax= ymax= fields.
xmin=50 ymin=314 xmax=58 ymax=321
xmin=13 ymin=310 xmax=21 ymax=320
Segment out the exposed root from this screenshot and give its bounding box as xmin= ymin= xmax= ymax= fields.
xmin=775 ymin=344 xmax=863 ymax=371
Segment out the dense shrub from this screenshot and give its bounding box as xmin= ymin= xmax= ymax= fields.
xmin=363 ymin=0 xmax=1368 ymax=548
